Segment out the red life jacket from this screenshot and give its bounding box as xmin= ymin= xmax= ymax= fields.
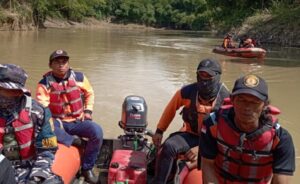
xmin=0 ymin=96 xmax=35 ymax=160
xmin=44 ymin=70 xmax=84 ymax=119
xmin=210 ymin=105 xmax=280 ymax=183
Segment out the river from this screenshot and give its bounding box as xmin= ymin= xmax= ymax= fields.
xmin=0 ymin=28 xmax=299 ymax=182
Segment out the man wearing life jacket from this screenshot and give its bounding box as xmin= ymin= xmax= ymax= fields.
xmin=0 ymin=64 xmax=62 ymax=183
xmin=151 ymin=58 xmax=230 ymax=184
xmin=222 ymin=33 xmax=235 ymax=49
xmin=36 ymin=50 xmax=103 ymax=184
xmin=242 ymin=38 xmax=255 ymax=48
xmin=200 ymin=74 xmax=295 ymax=183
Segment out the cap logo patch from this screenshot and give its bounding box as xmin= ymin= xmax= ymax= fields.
xmin=244 ymin=75 xmax=259 ymax=88
xmin=56 ymin=50 xmax=63 ymax=54
xmin=203 ymin=61 xmax=210 ymax=66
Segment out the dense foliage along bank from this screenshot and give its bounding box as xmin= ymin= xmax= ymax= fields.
xmin=0 ymin=0 xmax=299 ymax=46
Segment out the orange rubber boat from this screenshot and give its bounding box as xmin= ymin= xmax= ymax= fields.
xmin=52 ymin=144 xmax=81 ymax=184
xmin=51 ymin=143 xmax=202 ymax=184
xmin=51 ymin=95 xmax=203 ymax=184
xmin=213 ymin=46 xmax=266 ymax=58
xmin=183 ymin=169 xmax=202 ymax=184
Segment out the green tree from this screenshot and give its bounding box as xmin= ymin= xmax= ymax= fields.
xmin=31 ymin=0 xmax=49 ymax=28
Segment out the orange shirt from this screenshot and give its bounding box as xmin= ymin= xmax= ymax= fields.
xmin=222 ymin=38 xmax=234 ymax=48
xmin=156 ymin=84 xmax=215 ymax=135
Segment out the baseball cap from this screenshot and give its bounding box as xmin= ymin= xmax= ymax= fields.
xmin=232 ymin=74 xmax=268 ymax=101
xmin=197 ymin=58 xmax=222 ymax=76
xmin=49 ymin=49 xmax=69 ymax=62
xmin=0 ymin=64 xmax=28 ymax=92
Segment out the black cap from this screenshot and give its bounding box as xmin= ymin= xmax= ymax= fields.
xmin=49 ymin=49 xmax=69 ymax=62
xmin=0 ymin=64 xmax=28 ymax=92
xmin=197 ymin=58 xmax=222 ymax=76
xmin=232 ymin=74 xmax=268 ymax=101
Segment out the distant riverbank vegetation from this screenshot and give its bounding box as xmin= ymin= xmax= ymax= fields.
xmin=0 ymin=0 xmax=299 ymax=46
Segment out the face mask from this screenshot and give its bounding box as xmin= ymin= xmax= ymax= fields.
xmin=0 ymin=94 xmax=21 ymax=116
xmin=197 ymin=74 xmax=221 ymax=100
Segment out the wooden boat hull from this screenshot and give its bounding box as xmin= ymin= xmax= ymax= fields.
xmin=213 ymin=46 xmax=266 ymax=58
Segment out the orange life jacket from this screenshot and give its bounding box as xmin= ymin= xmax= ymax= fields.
xmin=0 ymin=96 xmax=35 ymax=160
xmin=222 ymin=38 xmax=234 ymax=48
xmin=44 ymin=70 xmax=84 ymax=119
xmin=210 ymin=105 xmax=280 ymax=183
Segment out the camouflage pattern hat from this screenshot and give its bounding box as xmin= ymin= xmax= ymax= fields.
xmin=0 ymin=64 xmax=28 ymax=92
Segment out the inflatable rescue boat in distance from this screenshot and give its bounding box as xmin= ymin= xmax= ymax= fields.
xmin=213 ymin=46 xmax=266 ymax=58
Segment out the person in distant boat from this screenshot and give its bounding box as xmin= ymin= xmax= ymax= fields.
xmin=238 ymin=34 xmax=248 ymax=48
xmin=242 ymin=38 xmax=255 ymax=48
xmin=0 ymin=64 xmax=62 ymax=183
xmin=222 ymin=33 xmax=235 ymax=49
xmin=239 ymin=34 xmax=256 ymax=48
xmin=152 ymin=58 xmax=230 ymax=184
xmin=200 ymin=74 xmax=295 ymax=184
xmin=36 ymin=50 xmax=103 ymax=184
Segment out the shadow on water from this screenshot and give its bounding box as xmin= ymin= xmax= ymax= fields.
xmin=263 ymin=45 xmax=300 ymax=67
xmin=224 ymin=57 xmax=300 ymax=67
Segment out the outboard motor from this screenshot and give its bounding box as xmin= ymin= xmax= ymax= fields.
xmin=119 ymin=95 xmax=148 ymax=135
xmin=108 ymin=95 xmax=152 ymax=184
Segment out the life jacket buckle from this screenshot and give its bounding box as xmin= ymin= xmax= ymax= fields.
xmin=4 ymin=127 xmax=14 ymax=134
xmin=64 ymin=102 xmax=70 ymax=106
xmin=66 ymin=113 xmax=73 ymax=116
xmin=236 ymin=146 xmax=243 ymax=153
xmin=252 ymin=150 xmax=258 ymax=160
xmin=3 ymin=145 xmax=19 ymax=153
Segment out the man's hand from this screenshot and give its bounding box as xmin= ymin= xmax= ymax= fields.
xmin=152 ymin=133 xmax=163 ymax=148
xmin=83 ymin=112 xmax=92 ymax=121
xmin=28 ymin=176 xmax=44 ymax=184
xmin=185 ymin=146 xmax=198 ymax=161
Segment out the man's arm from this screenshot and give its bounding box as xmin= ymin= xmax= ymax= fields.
xmin=79 ymin=75 xmax=94 ymax=120
xmin=271 ymin=127 xmax=295 ymax=184
xmin=156 ymin=90 xmax=184 ymax=132
xmin=199 ymin=114 xmax=219 ymax=183
xmin=271 ymin=174 xmax=292 ymax=184
xmin=30 ymin=105 xmax=58 ymax=181
xmin=201 ymin=157 xmax=218 ymax=184
xmin=35 ymin=83 xmax=51 ymax=107
xmin=0 ymin=153 xmax=16 ymax=184
xmin=80 ymin=75 xmax=94 ymax=111
xmin=152 ymin=90 xmax=184 ymax=147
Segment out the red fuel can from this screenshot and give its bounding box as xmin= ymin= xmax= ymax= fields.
xmin=108 ymin=150 xmax=147 ymax=184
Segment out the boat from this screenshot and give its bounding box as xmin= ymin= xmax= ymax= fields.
xmin=52 ymin=144 xmax=81 ymax=183
xmin=51 ymin=95 xmax=203 ymax=184
xmin=212 ymin=46 xmax=266 ymax=58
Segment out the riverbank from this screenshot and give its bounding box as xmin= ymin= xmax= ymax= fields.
xmin=234 ymin=10 xmax=300 ymax=47
xmin=1 ymin=11 xmax=299 ymax=47
xmin=43 ymin=15 xmax=300 ymax=47
xmin=43 ymin=17 xmax=157 ymax=30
